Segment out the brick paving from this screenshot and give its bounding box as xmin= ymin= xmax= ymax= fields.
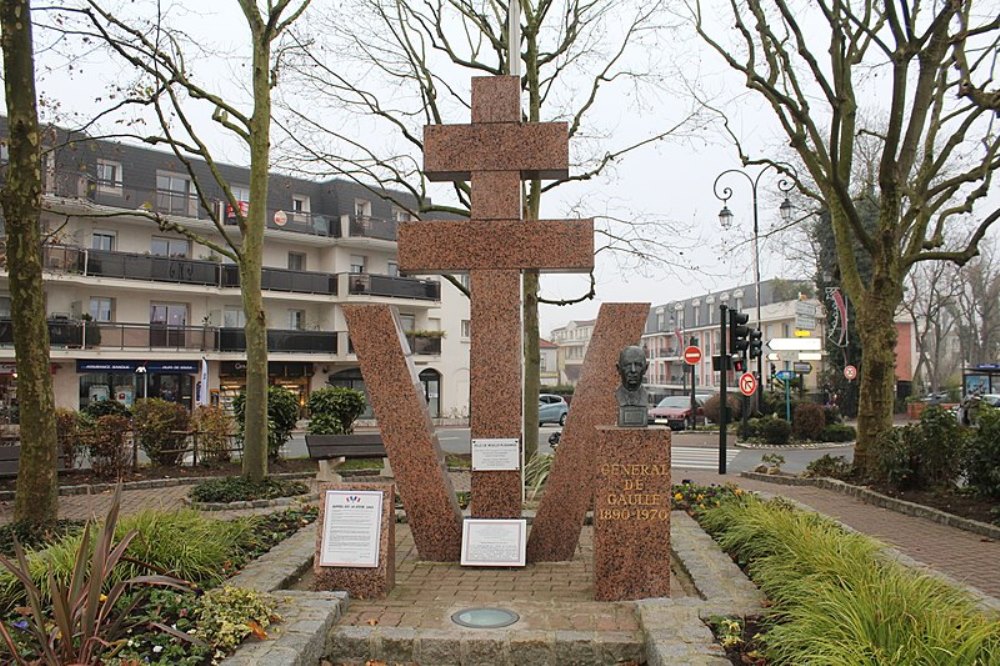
xmin=684 ymin=470 xmax=1000 ymax=600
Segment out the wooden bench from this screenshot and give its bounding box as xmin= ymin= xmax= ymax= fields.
xmin=304 ymin=433 xmax=390 ymax=481
xmin=0 ymin=444 xmax=69 ymax=478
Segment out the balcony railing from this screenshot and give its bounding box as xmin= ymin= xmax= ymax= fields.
xmin=345 ymin=273 xmax=440 ymax=301
xmin=349 ymin=331 xmax=442 ymax=355
xmin=218 ymin=328 xmax=338 ymax=354
xmin=0 ymin=320 xmax=217 ymax=351
xmin=220 ymin=265 xmax=337 ymax=295
xmin=348 ymin=215 xmax=399 ymax=241
xmin=44 ymin=171 xmax=340 ymax=237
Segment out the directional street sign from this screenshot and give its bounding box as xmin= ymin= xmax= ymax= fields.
xmin=844 ymin=364 xmax=858 ymax=381
xmin=767 ymin=337 xmax=822 ymax=351
xmin=683 ymin=346 xmax=703 ymax=365
xmin=775 ymin=370 xmax=795 ymax=381
xmin=738 ymin=372 xmax=758 ymax=396
xmin=793 ymin=362 xmax=813 ymax=374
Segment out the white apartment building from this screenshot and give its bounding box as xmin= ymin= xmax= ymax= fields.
xmin=549 ymin=318 xmax=595 ymax=385
xmin=0 ymin=122 xmax=471 ymax=422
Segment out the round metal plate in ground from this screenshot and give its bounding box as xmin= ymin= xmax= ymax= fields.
xmin=450 ymin=607 xmax=520 ymax=629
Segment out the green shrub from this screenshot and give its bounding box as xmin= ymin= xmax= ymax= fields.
xmin=524 ymin=453 xmax=554 ymax=500
xmin=804 ymin=454 xmax=852 ymax=479
xmin=818 ymin=423 xmax=856 ymax=442
xmin=307 ymin=387 xmax=366 ymax=435
xmin=233 ymin=386 xmax=299 ymax=458
xmin=699 ymin=496 xmax=1000 ymax=665
xmin=917 ymin=405 xmax=966 ymax=487
xmin=189 ymin=476 xmax=308 ymax=503
xmin=132 ymin=398 xmax=190 ymax=466
xmin=54 ymin=407 xmax=86 ymax=468
xmin=82 ymin=398 xmax=131 ymax=420
xmin=758 ymin=415 xmax=792 ymax=445
xmin=194 ymin=586 xmax=277 ymax=653
xmin=703 ymin=392 xmax=742 ymax=424
xmin=191 ymin=405 xmax=235 ymax=463
xmin=792 ymin=402 xmax=826 ymax=440
xmin=964 ymin=406 xmax=1000 ymax=498
xmin=88 ymin=414 xmax=132 ymax=480
xmin=823 ymin=405 xmax=843 ymax=425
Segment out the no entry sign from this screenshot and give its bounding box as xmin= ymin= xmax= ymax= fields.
xmin=683 ymin=346 xmax=703 ymax=365
xmin=738 ymin=372 xmax=758 ymax=396
xmin=844 ymin=364 xmax=858 ymax=381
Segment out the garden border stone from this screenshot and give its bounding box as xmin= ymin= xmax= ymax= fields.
xmin=184 ymin=492 xmax=319 ymax=512
xmin=740 ymin=471 xmax=1000 ymax=541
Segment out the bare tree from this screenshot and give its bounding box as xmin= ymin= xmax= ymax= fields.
xmin=59 ymin=0 xmax=311 ymax=480
xmin=0 ymin=0 xmax=59 ymax=526
xmin=689 ymin=0 xmax=1000 ymax=474
xmin=281 ymin=0 xmax=702 ymax=457
xmin=950 ymin=243 xmax=1000 ymax=369
xmin=901 ymin=261 xmax=961 ymax=394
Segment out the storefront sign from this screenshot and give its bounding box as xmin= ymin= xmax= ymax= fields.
xmin=318 ymin=490 xmax=384 ymax=568
xmin=76 ymin=360 xmax=199 ymax=374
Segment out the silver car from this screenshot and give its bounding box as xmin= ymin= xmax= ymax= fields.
xmin=538 ymin=393 xmax=568 ymax=426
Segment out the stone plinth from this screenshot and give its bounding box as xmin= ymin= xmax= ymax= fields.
xmin=343 ymin=305 xmax=463 ymax=561
xmin=527 ymin=303 xmax=649 ymax=562
xmin=593 ymin=426 xmax=671 ymax=601
xmin=314 ymin=482 xmax=395 ymax=599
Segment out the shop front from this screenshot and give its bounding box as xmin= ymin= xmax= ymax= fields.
xmin=218 ymin=361 xmax=314 ymax=417
xmin=76 ymin=360 xmax=198 ymax=410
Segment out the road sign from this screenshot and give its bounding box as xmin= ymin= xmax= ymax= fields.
xmin=738 ymin=372 xmax=757 ymax=396
xmin=683 ymin=346 xmax=703 ymax=365
xmin=793 ymin=362 xmax=813 ymax=374
xmin=274 ymin=210 xmax=288 ymax=226
xmin=775 ymin=370 xmax=794 ymax=381
xmin=844 ymin=364 xmax=858 ymax=381
xmin=794 ymin=328 xmax=813 ymax=337
xmin=767 ymin=337 xmax=822 ymax=351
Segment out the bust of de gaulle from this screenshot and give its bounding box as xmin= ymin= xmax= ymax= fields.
xmin=615 ymin=345 xmax=649 ymax=427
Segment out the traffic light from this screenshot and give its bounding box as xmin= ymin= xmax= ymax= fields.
xmin=749 ymin=328 xmax=763 ymax=358
xmin=728 ymin=309 xmax=750 ymax=353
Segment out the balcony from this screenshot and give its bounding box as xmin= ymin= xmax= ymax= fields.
xmin=348 ymin=215 xmax=398 ymax=241
xmin=218 ymin=328 xmax=338 ymax=354
xmin=0 ymin=320 xmax=217 ymax=351
xmin=221 ymin=265 xmax=337 ymax=295
xmin=345 ymin=273 xmax=440 ymax=301
xmin=349 ymin=331 xmax=442 ymax=356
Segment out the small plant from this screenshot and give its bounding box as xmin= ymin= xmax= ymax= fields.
xmin=759 ymin=415 xmax=792 ymax=445
xmin=132 ymin=398 xmax=190 ymax=466
xmin=524 ymin=453 xmax=555 ymax=500
xmin=804 ymin=454 xmax=852 ymax=479
xmin=88 ymin=414 xmax=132 ymax=480
xmin=189 ymin=476 xmax=308 ymax=504
xmin=709 ymin=615 xmax=745 ymax=649
xmin=670 ymin=482 xmax=747 ymax=514
xmin=307 ymin=387 xmax=366 ymax=435
xmin=792 ymin=402 xmax=826 ymax=440
xmin=760 ymin=453 xmax=786 ymax=472
xmin=54 ymin=408 xmax=86 ymax=468
xmin=233 ymin=386 xmax=299 ymax=459
xmin=963 ymin=405 xmax=1000 ymax=498
xmin=193 ymin=586 xmax=278 ymax=654
xmin=191 ymin=405 xmax=235 ymax=463
xmin=81 ymin=398 xmax=131 ymax=420
xmin=818 ymin=423 xmax=856 ymax=442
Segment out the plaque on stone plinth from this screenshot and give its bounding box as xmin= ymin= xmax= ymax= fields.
xmin=471 ymin=438 xmax=520 ymax=471
xmin=619 ymin=405 xmax=648 ymax=428
xmin=461 ymin=518 xmax=527 ymax=567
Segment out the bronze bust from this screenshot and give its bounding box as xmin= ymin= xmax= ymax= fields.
xmin=615 ymin=345 xmax=649 ymax=427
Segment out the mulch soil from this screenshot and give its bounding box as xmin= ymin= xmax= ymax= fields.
xmin=869 ymin=484 xmax=998 ymax=526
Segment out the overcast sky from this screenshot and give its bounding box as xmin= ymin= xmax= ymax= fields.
xmin=25 ymin=1 xmax=881 ymax=336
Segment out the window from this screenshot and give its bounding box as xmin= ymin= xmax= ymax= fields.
xmin=459 ymin=274 xmax=471 ymax=290
xmin=151 ymin=236 xmax=189 ymax=258
xmin=223 ymin=306 xmax=246 ymax=328
xmin=225 ymin=185 xmax=250 ymax=222
xmin=95 ymin=159 xmax=122 ymax=194
xmin=461 ymin=319 xmax=471 ymax=338
xmin=292 ymin=194 xmax=311 ymax=219
xmin=349 ymin=254 xmax=366 ymax=274
xmin=392 ymin=207 xmax=411 ymax=223
xmin=149 ymin=302 xmax=188 ymax=347
xmin=399 ymin=314 xmax=416 ymax=332
xmin=0 ymin=296 xmax=10 ymax=319
xmin=91 ymin=231 xmax=115 ymax=252
xmin=354 ymin=199 xmax=371 ymax=218
xmin=156 ymin=172 xmax=195 ymax=217
xmin=89 ymin=297 xmax=114 ymax=322
xmin=288 ymin=309 xmax=306 ymax=330
xmin=287 ymin=252 xmax=306 ymax=271
xmin=387 ymin=261 xmax=399 ymax=277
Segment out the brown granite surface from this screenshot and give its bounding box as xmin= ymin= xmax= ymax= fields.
xmin=314 ymin=482 xmax=395 ymax=599
xmin=471 ymin=75 xmax=521 ymax=124
xmin=424 ymin=123 xmax=569 ymax=181
xmin=593 ymin=427 xmax=672 ymax=601
xmin=343 ymin=305 xmax=463 ymax=561
xmin=398 ymin=219 xmax=593 ymax=273
xmin=527 ymin=303 xmax=650 ymax=562
xmin=469 ymin=270 xmax=522 ymax=519
xmin=471 ymin=171 xmax=521 ymax=219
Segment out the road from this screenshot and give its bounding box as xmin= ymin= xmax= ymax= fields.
xmin=281 ymin=426 xmax=853 ymax=475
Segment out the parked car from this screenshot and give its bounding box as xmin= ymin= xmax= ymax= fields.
xmin=647 ymin=395 xmax=709 ymax=430
xmin=957 ymin=393 xmax=1000 ymax=426
xmin=538 ymin=393 xmax=568 ymax=426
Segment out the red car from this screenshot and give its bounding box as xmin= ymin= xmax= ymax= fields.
xmin=647 ymin=395 xmax=709 ymax=430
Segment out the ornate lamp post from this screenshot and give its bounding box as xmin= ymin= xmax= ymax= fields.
xmin=713 ymin=165 xmax=795 ymax=412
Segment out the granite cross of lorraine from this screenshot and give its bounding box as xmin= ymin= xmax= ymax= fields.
xmin=399 ymin=75 xmax=594 ymax=518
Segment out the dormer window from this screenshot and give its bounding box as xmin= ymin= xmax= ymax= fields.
xmin=96 ymin=159 xmax=123 ymax=195
xmin=355 ymin=199 xmax=372 ymax=218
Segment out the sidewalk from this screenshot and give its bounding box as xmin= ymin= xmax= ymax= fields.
xmin=682 ymin=469 xmax=1000 ymax=602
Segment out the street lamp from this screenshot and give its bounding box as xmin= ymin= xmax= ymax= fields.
xmin=713 ymin=164 xmax=796 ymax=412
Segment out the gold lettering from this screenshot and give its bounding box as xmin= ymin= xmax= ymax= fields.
xmin=623 ymin=479 xmax=644 ymax=491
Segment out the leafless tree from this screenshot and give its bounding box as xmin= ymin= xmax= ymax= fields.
xmin=950 ymin=242 xmax=1000 ymax=369
xmin=901 ymin=261 xmax=962 ymax=394
xmin=688 ymin=0 xmax=1000 ymax=474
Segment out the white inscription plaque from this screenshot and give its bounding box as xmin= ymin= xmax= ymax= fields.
xmin=461 ymin=518 xmax=527 ymax=567
xmin=471 ymin=438 xmax=520 ymax=471
xmin=319 ymin=490 xmax=384 ymax=568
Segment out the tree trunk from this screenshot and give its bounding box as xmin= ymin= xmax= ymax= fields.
xmin=853 ymin=282 xmax=901 ymax=476
xmin=0 ymin=0 xmax=59 ymax=525
xmin=240 ymin=30 xmax=273 ymax=481
xmin=523 ymin=270 xmax=540 ymax=460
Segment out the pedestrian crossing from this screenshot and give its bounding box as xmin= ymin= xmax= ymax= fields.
xmin=672 ymin=446 xmax=740 ymax=470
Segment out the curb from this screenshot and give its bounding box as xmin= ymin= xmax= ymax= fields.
xmin=185 ymin=492 xmax=319 ymax=512
xmin=734 ymin=441 xmax=855 ymax=450
xmin=739 ymin=471 xmax=1000 ymax=541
